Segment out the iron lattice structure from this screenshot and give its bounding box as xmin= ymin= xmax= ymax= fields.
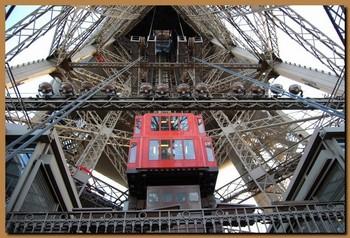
xmin=5 ymin=5 xmax=345 ymax=233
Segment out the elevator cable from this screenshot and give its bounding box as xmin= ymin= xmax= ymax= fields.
xmin=148 ymin=8 xmax=156 ymax=38
xmin=194 ymin=57 xmax=344 ymax=119
xmin=5 ymin=62 xmax=32 ymax=128
xmin=316 ymin=66 xmax=345 ymax=127
xmin=177 ymin=12 xmax=185 ymax=37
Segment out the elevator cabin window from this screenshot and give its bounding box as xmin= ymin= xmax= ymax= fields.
xmin=149 ymin=140 xmax=159 ymax=160
xmin=151 ymin=116 xmax=188 ymax=131
xmin=197 ymin=118 xmax=205 ymax=133
xmin=160 ymin=140 xmax=171 ymax=160
xmin=205 ymin=141 xmax=215 ymax=162
xmin=148 ymin=139 xmax=195 ymax=160
xmin=129 ymin=143 xmax=137 ymax=163
xmin=134 ymin=119 xmax=141 ymax=134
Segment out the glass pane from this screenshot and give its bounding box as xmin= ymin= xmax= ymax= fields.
xmin=160 ymin=116 xmax=169 ymax=130
xmin=312 ymin=162 xmax=344 ymax=201
xmin=161 ymin=192 xmax=172 ymax=202
xmin=160 ymin=140 xmax=171 ymax=160
xmin=21 ymin=168 xmax=59 ymax=212
xmin=148 ymin=192 xmax=159 ymax=203
xmin=336 ymin=138 xmax=345 ymax=154
xmin=6 ymin=150 xmax=33 ymax=200
xmin=176 ymin=192 xmax=186 ymax=202
xmin=206 ymin=142 xmax=215 ymax=162
xmin=135 ymin=119 xmax=141 ymax=134
xmin=206 ymin=147 xmax=215 ymax=162
xmin=184 ymin=140 xmax=195 ymax=160
xmin=151 ymin=117 xmax=160 ymax=131
xmin=179 ymin=116 xmax=189 ymax=131
xmin=189 ymin=192 xmax=199 ymax=202
xmin=129 ymin=143 xmax=137 ymax=163
xmin=18 ymin=153 xmax=31 ymax=170
xmin=173 ymin=140 xmax=183 ymax=160
xmin=198 ymin=118 xmax=205 ymax=133
xmin=170 ymin=116 xmax=179 ymax=130
xmin=149 ymin=140 xmax=159 ymax=160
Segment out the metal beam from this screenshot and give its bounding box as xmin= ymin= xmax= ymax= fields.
xmin=6 ymin=58 xmax=141 ymax=162
xmin=211 ymin=111 xmax=285 ymax=205
xmin=69 ymin=61 xmax=261 ymax=69
xmin=216 ymin=6 xmax=266 ymax=60
xmin=273 ymin=61 xmax=344 ymax=95
xmin=266 ymin=7 xmax=345 ymax=77
xmin=214 ymin=109 xmax=333 ymax=204
xmin=324 ymin=5 xmax=345 ymax=46
xmin=225 ymin=46 xmax=344 ymax=95
xmin=5 ymin=59 xmax=56 ymax=87
xmin=50 ymin=6 xmax=106 ymax=64
xmin=5 ymin=6 xmax=73 ymax=62
xmin=194 ymin=57 xmax=344 ymax=119
xmin=176 ymin=6 xmax=233 ymax=48
xmin=6 ymin=97 xmax=344 ymax=111
xmin=91 ymin=6 xmax=147 ymax=49
xmin=74 ymin=173 xmax=128 ymax=210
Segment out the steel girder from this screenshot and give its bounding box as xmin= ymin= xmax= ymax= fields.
xmin=5 ymin=6 xmax=73 ymax=61
xmin=175 ymin=6 xmax=233 ymax=48
xmin=265 ymin=6 xmax=345 ymax=77
xmin=75 ymin=174 xmax=128 ymax=210
xmin=72 ymin=110 xmax=128 ymax=195
xmin=73 ymin=50 xmax=134 ymax=194
xmin=194 ymin=57 xmax=344 ymax=119
xmin=215 ymin=7 xmax=268 ymax=61
xmin=209 ymin=5 xmax=281 ymax=58
xmin=98 ymin=50 xmax=132 ymax=94
xmin=74 ymin=112 xmax=122 ymax=170
xmin=213 ymin=109 xmax=337 ymax=204
xmin=49 ymin=7 xmax=99 ymax=53
xmin=6 ymin=58 xmax=141 ymax=162
xmin=5 ymin=5 xmax=346 ymax=214
xmin=69 ymin=61 xmax=260 ymax=70
xmin=5 ymin=97 xmax=344 ymax=111
xmin=323 ymin=5 xmax=345 ymax=46
xmin=211 ymin=110 xmax=286 ymax=205
xmin=91 ymin=6 xmax=148 ymax=49
xmin=49 ymin=6 xmax=105 ymax=63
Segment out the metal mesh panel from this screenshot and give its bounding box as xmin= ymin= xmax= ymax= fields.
xmin=20 ymin=168 xmax=58 ymax=212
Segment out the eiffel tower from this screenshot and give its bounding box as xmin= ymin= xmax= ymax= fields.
xmin=5 ymin=5 xmax=345 ymax=233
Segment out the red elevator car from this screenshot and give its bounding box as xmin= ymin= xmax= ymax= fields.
xmin=126 ymin=113 xmax=218 ymax=210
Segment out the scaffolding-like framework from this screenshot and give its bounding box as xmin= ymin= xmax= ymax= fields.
xmin=5 ymin=5 xmax=345 ymax=233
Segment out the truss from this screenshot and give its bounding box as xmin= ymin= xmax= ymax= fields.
xmin=5 ymin=5 xmax=346 ymax=215
xmin=5 ymin=97 xmax=344 ymax=111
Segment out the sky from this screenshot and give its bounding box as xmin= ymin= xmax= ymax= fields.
xmin=5 ymin=5 xmax=344 ymax=206
xmin=277 ymin=5 xmax=343 ymax=73
xmin=6 ymin=6 xmax=39 ymax=28
xmin=6 ymin=6 xmax=57 ymax=64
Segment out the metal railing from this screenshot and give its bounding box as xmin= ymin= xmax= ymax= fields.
xmin=6 ymin=201 xmax=344 ymax=233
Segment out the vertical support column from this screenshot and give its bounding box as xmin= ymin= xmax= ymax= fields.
xmin=104 ymin=139 xmax=128 ymax=185
xmin=211 ymin=110 xmax=285 ymax=205
xmin=74 ymin=111 xmax=122 ymax=195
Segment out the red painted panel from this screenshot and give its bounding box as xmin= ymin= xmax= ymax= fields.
xmin=127 ymin=113 xmax=217 ymax=170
